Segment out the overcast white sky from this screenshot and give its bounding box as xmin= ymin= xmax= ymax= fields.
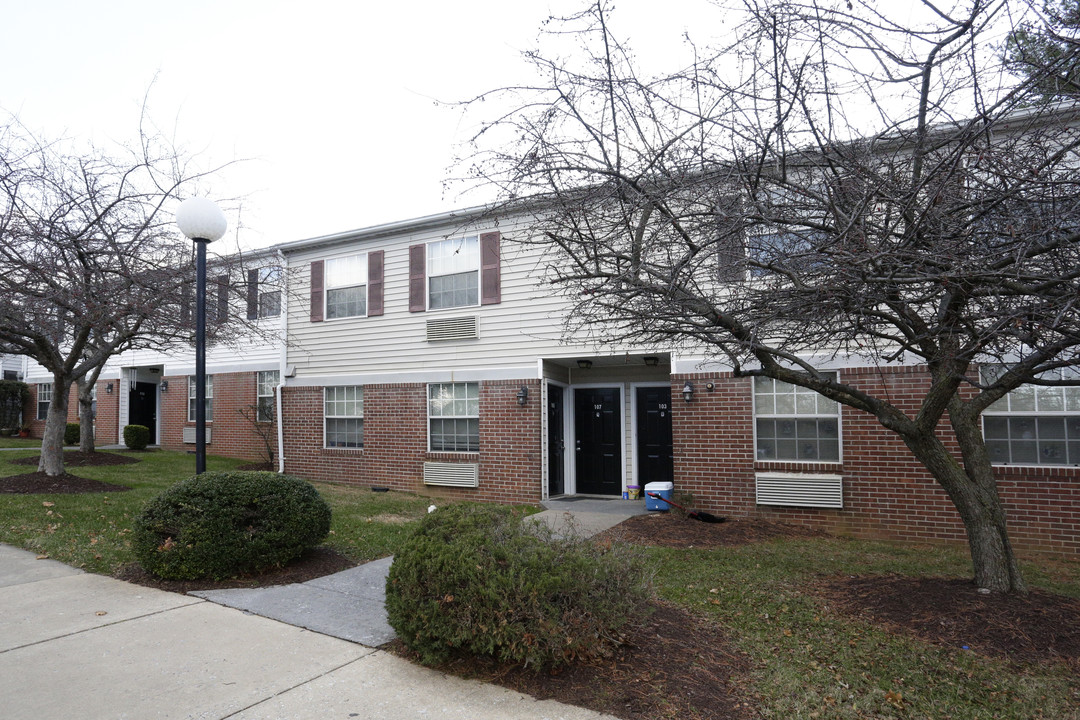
xmin=4 ymin=0 xmax=725 ymax=251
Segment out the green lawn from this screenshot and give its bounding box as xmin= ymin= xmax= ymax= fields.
xmin=2 ymin=449 xmax=1077 ymax=719
xmin=0 ymin=436 xmax=46 ymax=449
xmin=652 ymin=539 xmax=1080 ymax=720
xmin=0 ymin=448 xmax=441 ymax=574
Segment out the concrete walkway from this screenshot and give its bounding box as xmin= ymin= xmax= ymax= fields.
xmin=0 ymin=497 xmax=649 ymax=720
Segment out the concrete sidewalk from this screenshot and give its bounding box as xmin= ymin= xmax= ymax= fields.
xmin=0 ymin=543 xmax=619 ymax=720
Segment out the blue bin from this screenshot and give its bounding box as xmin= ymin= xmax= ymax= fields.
xmin=644 ymin=482 xmax=674 ymax=511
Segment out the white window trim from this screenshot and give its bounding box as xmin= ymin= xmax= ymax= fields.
xmin=427 ymin=381 xmax=480 ymax=453
xmin=324 ymin=385 xmax=364 ymax=449
xmin=37 ymin=383 xmax=52 ymax=421
xmin=256 ymin=371 xmax=278 ymax=423
xmin=258 ymin=267 xmax=283 ymax=319
xmin=981 ymin=366 xmax=1080 ymax=467
xmin=752 ymin=373 xmax=842 ymax=464
xmin=324 ymin=254 xmax=368 ymax=321
xmin=426 ymin=236 xmax=481 ymax=312
xmin=187 ymin=375 xmax=214 ymax=423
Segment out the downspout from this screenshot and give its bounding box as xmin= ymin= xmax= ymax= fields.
xmin=275 ymin=248 xmax=288 ymax=474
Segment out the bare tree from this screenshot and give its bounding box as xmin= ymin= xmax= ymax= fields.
xmin=461 ymin=0 xmax=1080 ymax=592
xmin=0 ymin=111 xmax=242 ymax=476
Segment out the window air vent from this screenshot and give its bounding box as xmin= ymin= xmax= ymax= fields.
xmin=423 ymin=462 xmax=479 ymax=487
xmin=183 ymin=427 xmax=213 ymax=444
xmin=426 ymin=315 xmax=479 ymax=342
xmin=755 ymin=472 xmax=842 ymax=509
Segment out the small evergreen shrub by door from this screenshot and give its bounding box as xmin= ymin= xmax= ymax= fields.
xmin=123 ymin=424 xmax=150 ymax=450
xmin=64 ymin=423 xmax=81 ymax=445
xmin=132 ymin=471 xmax=331 ymax=580
xmin=386 ymin=503 xmax=651 ymax=669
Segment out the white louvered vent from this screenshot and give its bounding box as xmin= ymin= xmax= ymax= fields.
xmin=423 ymin=462 xmax=479 ymax=488
xmin=182 ymin=427 xmax=213 ymax=444
xmin=426 ymin=315 xmax=479 ymax=342
xmin=755 ymin=472 xmax=842 ymax=509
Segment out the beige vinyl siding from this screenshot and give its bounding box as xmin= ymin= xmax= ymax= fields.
xmin=285 ymin=220 xmax=615 ymax=378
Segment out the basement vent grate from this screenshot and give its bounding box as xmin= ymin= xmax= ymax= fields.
xmin=426 ymin=315 xmax=479 ymax=342
xmin=423 ymin=462 xmax=479 ymax=488
xmin=182 ymin=427 xmax=213 ymax=444
xmin=755 ymin=472 xmax=842 ymax=509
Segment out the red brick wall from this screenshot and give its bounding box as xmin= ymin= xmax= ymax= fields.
xmin=281 ymin=379 xmax=542 ymax=504
xmin=672 ymin=366 xmax=1080 ymax=559
xmin=158 ymin=372 xmax=275 ymax=463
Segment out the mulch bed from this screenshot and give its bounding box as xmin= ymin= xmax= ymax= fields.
xmin=113 ymin=546 xmax=357 ymax=594
xmin=595 ymin=508 xmax=830 ymax=548
xmin=814 ymin=574 xmax=1080 ymax=668
xmin=390 ymin=601 xmax=752 ymax=720
xmin=0 ymin=451 xmax=140 ymax=494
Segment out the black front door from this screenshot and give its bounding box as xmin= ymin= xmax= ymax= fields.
xmin=129 ymin=382 xmax=157 ymax=443
xmin=574 ymin=387 xmax=621 ymax=495
xmin=548 ymin=385 xmax=565 ymax=496
xmin=636 ymin=386 xmax=674 ymax=485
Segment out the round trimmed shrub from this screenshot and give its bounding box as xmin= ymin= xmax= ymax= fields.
xmin=386 ymin=503 xmax=651 ymax=669
xmin=132 ymin=471 xmax=331 ymax=580
xmin=64 ymin=422 xmax=81 ymax=445
xmin=123 ymin=424 xmax=150 ymax=450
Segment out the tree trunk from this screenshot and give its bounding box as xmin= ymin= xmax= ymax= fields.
xmin=901 ymin=424 xmax=1027 ymax=593
xmin=78 ymin=382 xmax=96 ymax=453
xmin=38 ymin=377 xmax=71 ymax=477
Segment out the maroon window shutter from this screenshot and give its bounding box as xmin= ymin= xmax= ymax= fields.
xmin=368 ymin=250 xmax=384 ymax=316
xmin=216 ymin=275 xmax=230 ymax=323
xmin=310 ymin=260 xmax=325 ymax=322
xmin=246 ymin=269 xmax=259 ymax=320
xmin=408 ymin=244 xmax=426 ymax=312
xmin=480 ymin=231 xmax=501 ymax=305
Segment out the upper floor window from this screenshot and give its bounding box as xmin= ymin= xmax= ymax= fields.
xmin=188 ymin=375 xmax=214 ymax=423
xmin=257 ymin=371 xmax=279 ymax=422
xmin=325 ymin=255 xmax=368 ymax=319
xmin=258 ymin=267 xmax=282 ymax=318
xmin=428 ymin=382 xmax=479 ymax=452
xmin=754 ymin=374 xmax=840 ymax=462
xmin=428 ymin=236 xmax=479 ymax=310
xmin=983 ymin=367 xmax=1080 ymax=465
xmin=37 ymin=383 xmax=52 ymax=421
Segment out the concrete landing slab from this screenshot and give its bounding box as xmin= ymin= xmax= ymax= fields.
xmin=192 ymin=556 xmax=397 ymax=646
xmin=232 ymin=647 xmax=618 ymax=720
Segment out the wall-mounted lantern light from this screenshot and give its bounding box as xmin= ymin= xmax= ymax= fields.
xmin=105 ymin=383 xmax=113 ymax=395
xmin=160 ymin=380 xmax=169 ymax=393
xmin=682 ymin=380 xmax=694 ymax=402
xmin=644 ymin=356 xmax=659 ymax=367
xmin=516 ymin=386 xmax=529 ymax=406
xmin=577 ymin=359 xmax=593 ymax=369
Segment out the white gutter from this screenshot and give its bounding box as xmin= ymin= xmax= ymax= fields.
xmin=275 ymin=248 xmax=288 ymax=474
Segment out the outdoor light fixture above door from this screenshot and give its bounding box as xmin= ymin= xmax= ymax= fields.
xmin=516 ymin=386 xmax=529 ymax=406
xmin=682 ymin=380 xmax=694 ymax=402
xmin=577 ymin=359 xmax=593 ymax=369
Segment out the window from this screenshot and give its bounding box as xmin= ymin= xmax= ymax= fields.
xmin=428 ymin=382 xmax=479 ymax=452
xmin=754 ymin=375 xmax=840 ymax=461
xmin=983 ymin=368 xmax=1080 ymax=465
xmin=428 ymin=236 xmax=479 ymax=310
xmin=258 ymin=267 xmax=282 ymax=318
xmin=187 ymin=375 xmax=214 ymax=422
xmin=325 ymin=255 xmax=367 ymax=319
xmin=257 ymin=371 xmax=279 ymax=422
xmin=3 ymin=370 xmax=18 ymax=381
xmin=325 ymin=386 xmax=363 ymax=448
xmin=37 ymin=383 xmax=51 ymax=421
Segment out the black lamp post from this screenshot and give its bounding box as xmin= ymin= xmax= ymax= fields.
xmin=176 ymin=198 xmax=227 ymax=474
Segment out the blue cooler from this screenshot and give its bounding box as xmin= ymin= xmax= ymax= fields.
xmin=645 ymin=482 xmax=674 ymax=511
